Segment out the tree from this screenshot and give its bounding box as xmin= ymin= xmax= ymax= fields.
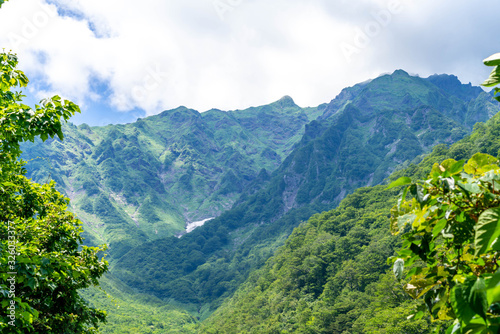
xmin=0 ymin=43 xmax=108 ymax=334
xmin=389 ymin=154 xmax=500 ymax=333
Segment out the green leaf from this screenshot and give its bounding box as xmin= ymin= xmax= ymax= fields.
xmin=432 ymin=219 xmax=447 ymax=238
xmin=448 ymin=160 xmax=465 ymax=175
xmin=410 ymin=184 xmax=425 ymax=204
xmin=445 ymin=321 xmax=460 ymax=334
xmin=397 ymin=213 xmax=416 ymax=232
xmin=475 ymin=207 xmax=500 ymax=256
xmin=482 ymin=66 xmax=500 ymax=87
xmin=464 ymin=153 xmax=499 ymax=174
xmin=469 ymin=277 xmax=488 ymax=321
xmin=450 ymin=280 xmax=476 ymax=325
xmin=387 ymin=176 xmax=412 ymax=189
xmin=393 ymin=258 xmax=404 ymax=281
xmin=487 ymin=269 xmax=500 ymax=305
xmin=56 ymin=129 xmax=64 ymax=141
xmin=484 ymin=53 xmax=500 ymax=66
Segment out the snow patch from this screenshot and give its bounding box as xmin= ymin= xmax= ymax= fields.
xmin=185 ymin=218 xmax=214 ymax=234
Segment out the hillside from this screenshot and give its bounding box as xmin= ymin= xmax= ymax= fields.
xmin=199 ymin=103 xmax=500 ymax=334
xmin=21 ymin=97 xmax=323 ymax=260
xmin=107 ymin=70 xmax=499 ymax=315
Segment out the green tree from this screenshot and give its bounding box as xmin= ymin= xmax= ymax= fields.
xmin=0 ymin=50 xmax=108 ymax=333
xmin=389 ymin=154 xmax=500 ymax=333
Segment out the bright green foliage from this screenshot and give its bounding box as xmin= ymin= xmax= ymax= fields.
xmin=0 ymin=53 xmax=79 ymax=161
xmin=80 ymin=276 xmax=198 ymax=334
xmin=0 ymin=51 xmax=108 ymax=333
xmin=482 ymin=53 xmax=500 ymax=102
xmin=390 ymin=153 xmax=500 ymax=333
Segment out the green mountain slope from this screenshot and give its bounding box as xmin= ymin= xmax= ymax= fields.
xmin=199 ymin=104 xmax=500 ymax=334
xmin=111 ymin=70 xmax=499 ymax=313
xmin=21 ymin=97 xmax=322 ymax=260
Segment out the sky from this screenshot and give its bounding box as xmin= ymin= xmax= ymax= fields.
xmin=0 ymin=0 xmax=499 ymax=126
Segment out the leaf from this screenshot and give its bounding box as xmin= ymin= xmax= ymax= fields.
xmin=56 ymin=129 xmax=64 ymax=141
xmin=387 ymin=176 xmax=412 ymax=189
xmin=432 ymin=219 xmax=447 ymax=238
xmin=393 ymin=258 xmax=404 ymax=281
xmin=448 ymin=160 xmax=465 ymax=175
xmin=410 ymin=184 xmax=425 ymax=204
xmin=469 ymin=277 xmax=488 ymax=321
xmin=404 ymin=274 xmax=436 ymax=299
xmin=445 ymin=321 xmax=460 ymax=334
xmin=464 ymin=153 xmax=499 ymax=174
xmin=450 ymin=282 xmax=475 ymax=324
xmin=475 ymin=207 xmax=500 ymax=256
xmin=484 ymin=53 xmax=500 ymax=66
xmin=397 ymin=213 xmax=416 ymax=232
xmin=2 ymin=181 xmax=18 ymax=188
xmin=487 ymin=269 xmax=500 ymax=305
xmin=482 ymin=66 xmax=500 ymax=87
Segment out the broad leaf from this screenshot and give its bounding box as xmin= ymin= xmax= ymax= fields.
xmin=484 ymin=53 xmax=500 ymax=66
xmin=450 ymin=283 xmax=475 ymax=324
xmin=393 ymin=258 xmax=404 ymax=281
xmin=464 ymin=153 xmax=498 ymax=174
xmin=469 ymin=277 xmax=488 ymax=321
xmin=482 ymin=66 xmax=500 ymax=87
xmin=475 ymin=207 xmax=500 ymax=256
xmin=432 ymin=219 xmax=447 ymax=238
xmin=387 ymin=176 xmax=412 ymax=189
xmin=448 ymin=160 xmax=465 ymax=175
xmin=487 ymin=269 xmax=500 ymax=305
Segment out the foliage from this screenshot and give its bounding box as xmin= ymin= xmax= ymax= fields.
xmin=390 ymin=153 xmax=500 ymax=333
xmin=0 ymin=50 xmax=108 ymax=333
xmin=199 ymin=185 xmax=419 ymax=333
xmin=80 ymin=276 xmax=198 ymax=334
xmin=482 ymin=53 xmax=500 ymax=102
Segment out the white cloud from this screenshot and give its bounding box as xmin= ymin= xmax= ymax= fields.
xmin=0 ymin=0 xmax=499 ymax=120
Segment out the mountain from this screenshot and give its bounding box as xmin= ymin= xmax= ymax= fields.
xmin=21 ymin=70 xmax=499 ymax=331
xmin=199 ymin=102 xmax=500 ymax=334
xmin=103 ymin=70 xmax=499 ymax=317
xmin=21 ymin=97 xmax=323 ymax=259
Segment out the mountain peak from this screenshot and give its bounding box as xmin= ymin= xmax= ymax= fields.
xmin=425 ymin=73 xmax=483 ymax=101
xmin=392 ymin=69 xmax=410 ymax=77
xmin=276 ymin=95 xmax=297 ymax=108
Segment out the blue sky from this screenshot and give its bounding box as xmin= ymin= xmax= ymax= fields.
xmin=1 ymin=0 xmax=500 ymax=126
